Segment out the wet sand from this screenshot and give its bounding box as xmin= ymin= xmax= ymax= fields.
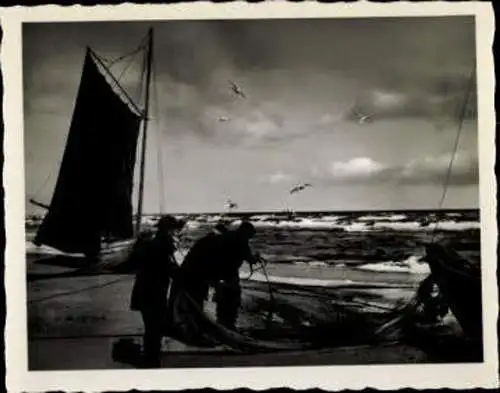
xmin=30 ymin=336 xmax=429 ymax=370
xmin=27 ymin=265 xmax=475 ymax=370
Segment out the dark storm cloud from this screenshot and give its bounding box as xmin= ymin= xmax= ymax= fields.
xmin=141 ymin=16 xmax=477 ymax=142
xmin=215 ymin=17 xmax=471 ymax=73
xmin=154 ymin=22 xmax=228 ymax=89
xmin=212 ymin=22 xmax=278 ymax=72
xmin=345 ymin=72 xmax=477 ymax=125
xmin=24 ymin=17 xmax=476 ymax=146
xmin=23 ymin=18 xmax=478 ymax=143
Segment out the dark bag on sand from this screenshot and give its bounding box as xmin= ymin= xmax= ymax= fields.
xmin=112 ymin=338 xmax=142 ymax=365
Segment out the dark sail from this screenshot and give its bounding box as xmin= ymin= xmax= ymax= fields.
xmin=35 ymin=50 xmax=142 ymax=255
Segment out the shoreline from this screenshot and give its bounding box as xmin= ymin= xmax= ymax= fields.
xmin=26 ymin=207 xmax=480 ymax=219
xmin=27 ymin=265 xmax=478 ymax=370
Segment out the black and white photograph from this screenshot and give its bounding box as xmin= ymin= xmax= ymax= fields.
xmin=2 ymin=2 xmax=498 ymax=391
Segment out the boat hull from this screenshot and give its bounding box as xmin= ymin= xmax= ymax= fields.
xmin=424 ymin=243 xmax=482 ymax=339
xmin=27 ymin=239 xmax=137 ymax=279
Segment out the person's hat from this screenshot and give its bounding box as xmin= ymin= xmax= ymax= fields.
xmin=237 ymin=221 xmax=256 ymax=237
xmin=156 ymin=215 xmax=185 ymax=232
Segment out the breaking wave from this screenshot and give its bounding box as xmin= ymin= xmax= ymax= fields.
xmin=356 ymin=255 xmax=430 ymax=275
xmin=26 ymin=210 xmax=479 ymax=234
xmin=245 ymin=218 xmax=479 ymax=232
xmin=244 ymin=271 xmax=415 ymax=289
xmin=358 ymin=214 xmax=408 ymax=222
xmin=25 ymin=210 xmax=478 ymax=282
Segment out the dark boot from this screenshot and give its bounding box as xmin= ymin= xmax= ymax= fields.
xmin=140 ymin=310 xmax=163 ymax=368
xmin=215 ymin=281 xmax=241 ymax=330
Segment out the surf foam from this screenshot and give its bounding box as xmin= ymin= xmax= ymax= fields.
xmin=356 ymin=255 xmax=430 ymax=275
xmin=244 ymin=271 xmax=414 ymax=289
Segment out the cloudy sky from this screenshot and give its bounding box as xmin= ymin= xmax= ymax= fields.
xmin=23 ymin=17 xmax=478 ymax=214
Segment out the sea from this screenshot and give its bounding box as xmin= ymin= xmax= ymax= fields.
xmin=26 ymin=209 xmax=481 ymax=288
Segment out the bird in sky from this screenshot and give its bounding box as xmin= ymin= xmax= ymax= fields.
xmin=229 ymin=80 xmax=247 ymax=99
xmin=352 ymin=109 xmax=373 ymax=124
xmin=225 ymin=198 xmax=238 ymax=211
xmin=289 ymin=183 xmax=312 ymax=194
xmin=218 ymin=116 xmax=229 ymax=122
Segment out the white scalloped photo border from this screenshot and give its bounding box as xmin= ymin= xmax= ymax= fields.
xmin=1 ymin=2 xmax=497 ymax=392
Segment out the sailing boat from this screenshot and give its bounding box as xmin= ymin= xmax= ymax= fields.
xmin=30 ymin=28 xmax=155 ymax=263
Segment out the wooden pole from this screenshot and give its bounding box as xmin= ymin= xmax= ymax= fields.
xmin=135 ymin=28 xmax=154 ymax=234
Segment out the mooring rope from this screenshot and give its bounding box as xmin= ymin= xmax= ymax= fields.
xmin=254 ymin=254 xmax=278 ymax=325
xmin=431 ymin=63 xmax=477 ymax=242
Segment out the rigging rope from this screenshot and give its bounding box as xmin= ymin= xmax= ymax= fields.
xmin=115 ymin=50 xmax=141 ymax=85
xmin=431 ymin=63 xmax=476 ymax=242
xmin=103 ymin=37 xmax=148 ymax=68
xmin=137 ymin=44 xmax=147 ymax=111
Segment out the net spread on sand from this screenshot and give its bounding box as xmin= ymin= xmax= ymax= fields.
xmin=163 ymin=275 xmax=434 ymax=352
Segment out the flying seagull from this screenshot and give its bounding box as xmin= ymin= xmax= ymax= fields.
xmin=352 ymin=109 xmax=373 ymax=124
xmin=229 ymin=80 xmax=247 ymax=99
xmin=225 ymin=198 xmax=238 ymax=211
xmin=218 ymin=116 xmax=229 ymax=122
xmin=290 ymin=183 xmax=312 ymax=194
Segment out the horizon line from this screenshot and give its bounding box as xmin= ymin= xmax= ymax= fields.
xmin=26 ymin=207 xmax=480 ymax=218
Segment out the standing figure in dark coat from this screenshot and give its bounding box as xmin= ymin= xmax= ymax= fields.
xmin=180 ymin=221 xmax=258 ymax=330
xmin=130 ymin=215 xmax=185 ymax=368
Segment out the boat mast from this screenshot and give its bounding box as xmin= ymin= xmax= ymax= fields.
xmin=135 ymin=28 xmax=154 ymax=234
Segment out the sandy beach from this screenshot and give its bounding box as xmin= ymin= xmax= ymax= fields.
xmin=25 ymin=210 xmax=482 ymax=370
xmin=27 ymin=258 xmax=477 ymax=370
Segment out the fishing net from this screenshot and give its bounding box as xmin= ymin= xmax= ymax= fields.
xmin=162 ymin=269 xmax=437 ymax=353
xmin=156 ymin=239 xmax=482 ymax=355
